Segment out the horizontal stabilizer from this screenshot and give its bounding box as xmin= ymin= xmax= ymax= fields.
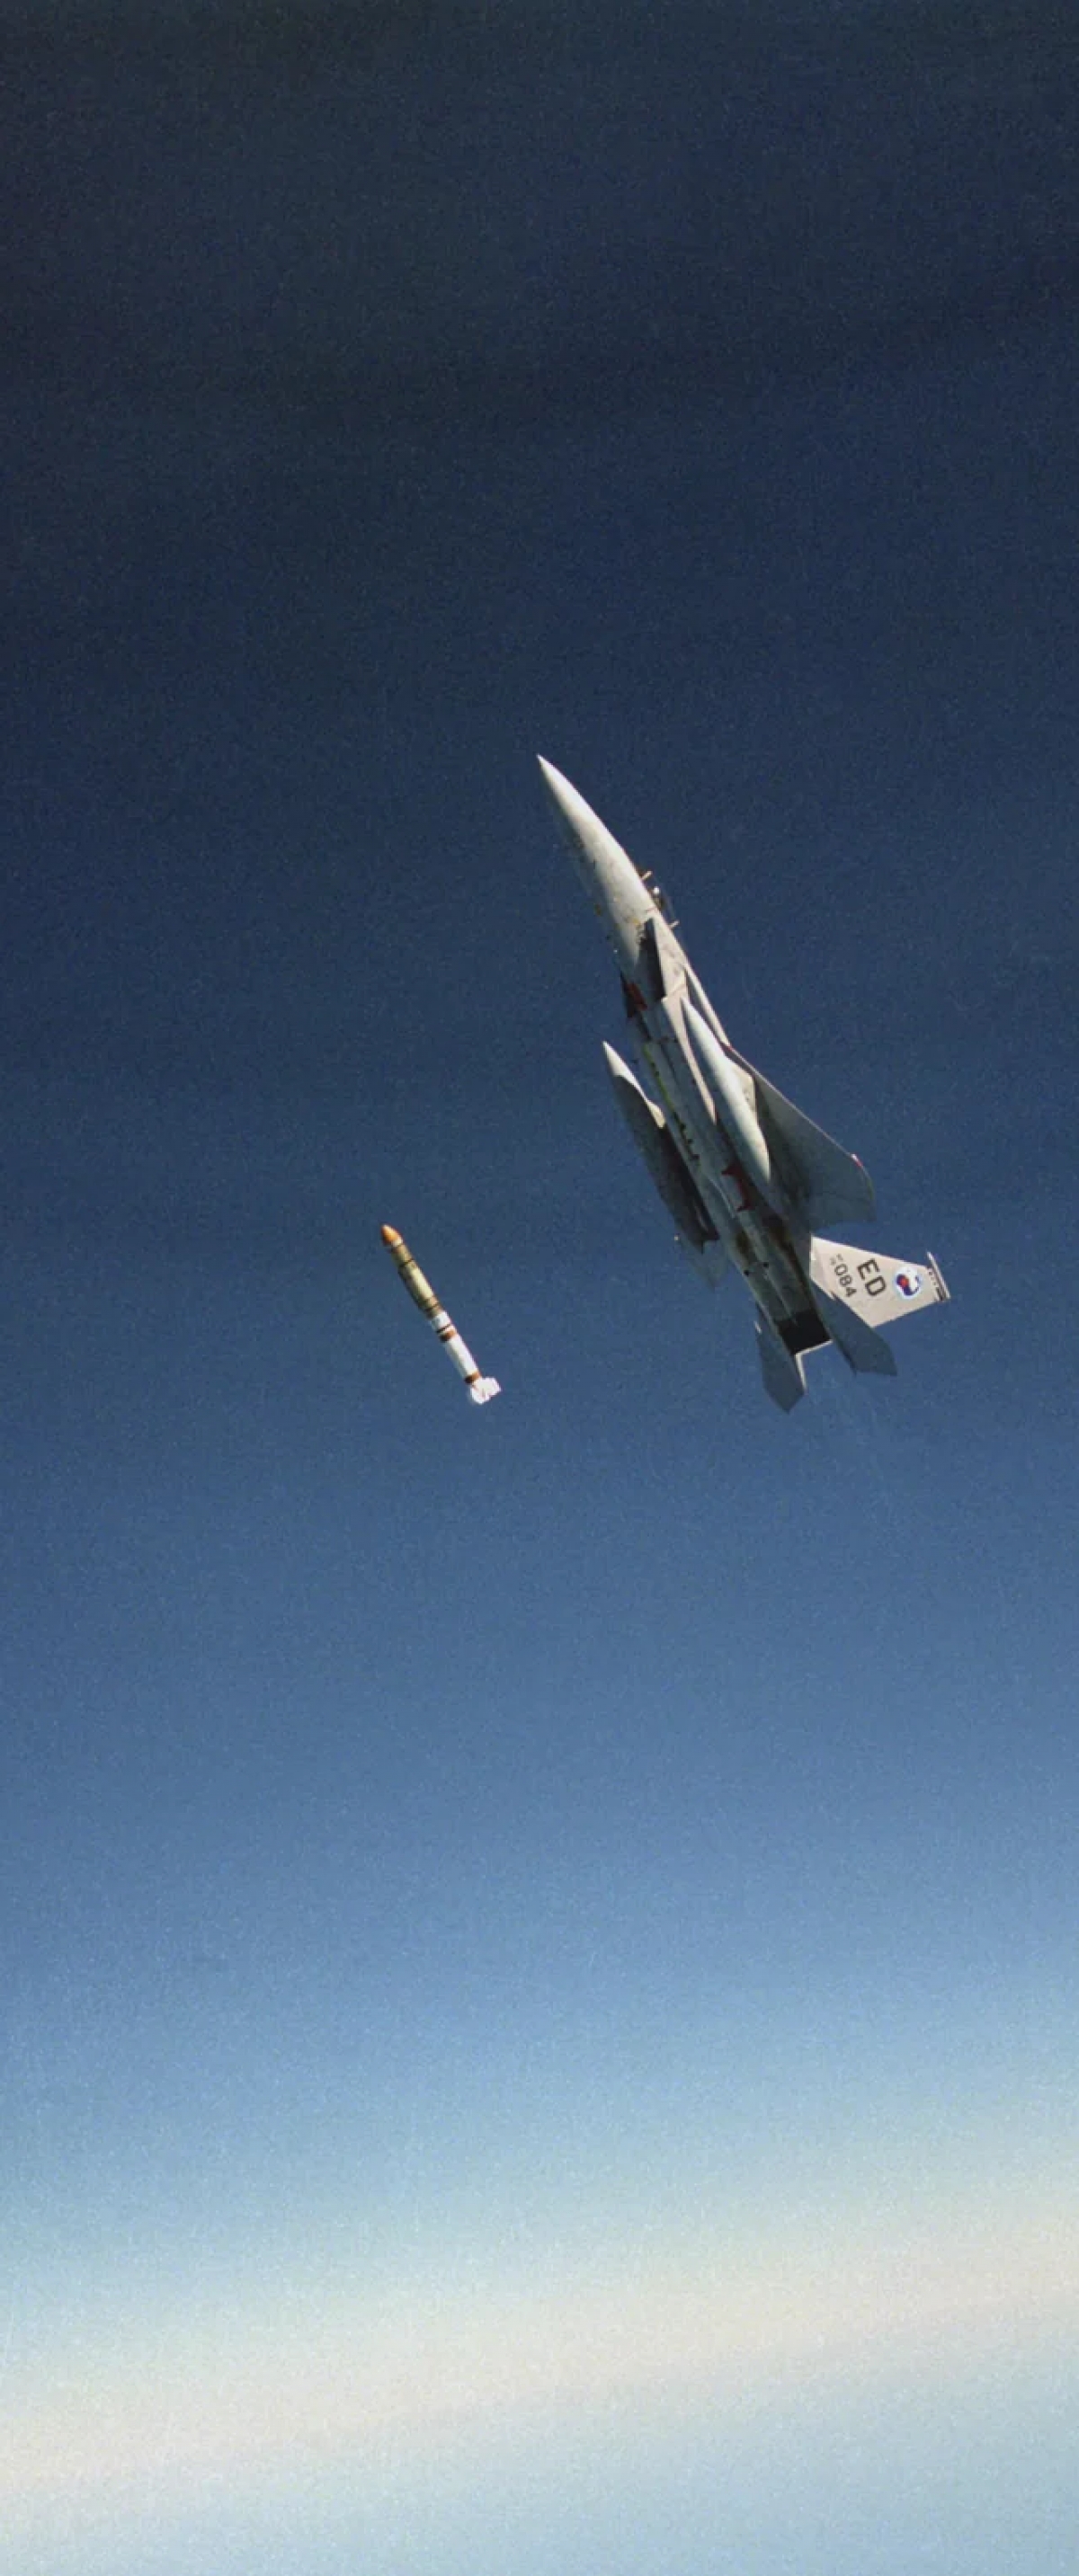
xmin=810 ymin=1239 xmax=950 ymax=1331
xmin=812 ymin=1280 xmax=898 ymax=1377
xmin=732 ymin=1053 xmax=876 ymax=1232
xmin=755 ymin=1318 xmax=807 ymax=1411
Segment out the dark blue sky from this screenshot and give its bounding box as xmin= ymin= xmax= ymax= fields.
xmin=3 ymin=9 xmax=1078 ymax=2571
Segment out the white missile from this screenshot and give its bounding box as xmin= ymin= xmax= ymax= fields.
xmin=381 ymin=1225 xmax=501 ymax=1404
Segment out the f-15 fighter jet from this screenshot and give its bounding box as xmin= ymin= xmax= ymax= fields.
xmin=540 ymin=759 xmax=948 ymax=1411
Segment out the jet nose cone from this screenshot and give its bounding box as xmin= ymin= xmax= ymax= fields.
xmin=536 ymin=756 xmax=610 ymax=875
xmin=536 ymin=756 xmax=586 ymax=831
xmin=537 ymin=757 xmax=657 ymax=975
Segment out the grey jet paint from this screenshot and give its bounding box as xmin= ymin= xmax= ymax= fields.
xmin=539 ymin=759 xmax=949 ymax=1411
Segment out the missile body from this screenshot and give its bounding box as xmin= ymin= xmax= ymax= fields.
xmin=380 ymin=1226 xmax=501 ymax=1405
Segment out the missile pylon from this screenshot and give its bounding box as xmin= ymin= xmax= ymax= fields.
xmin=380 ymin=1226 xmax=501 ymax=1405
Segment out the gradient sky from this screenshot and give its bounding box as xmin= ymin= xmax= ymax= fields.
xmin=3 ymin=5 xmax=1078 ymax=2571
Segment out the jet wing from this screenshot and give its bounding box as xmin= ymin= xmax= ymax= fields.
xmin=602 ymin=1043 xmax=719 ymax=1252
xmin=730 ymin=1053 xmax=876 ymax=1233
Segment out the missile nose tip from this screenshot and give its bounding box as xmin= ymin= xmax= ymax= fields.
xmin=380 ymin=1224 xmax=402 ymax=1248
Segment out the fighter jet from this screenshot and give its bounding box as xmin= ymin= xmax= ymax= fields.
xmin=539 ymin=759 xmax=948 ymax=1411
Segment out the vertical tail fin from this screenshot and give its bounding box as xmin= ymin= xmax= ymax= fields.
xmin=810 ymin=1239 xmax=950 ymax=1333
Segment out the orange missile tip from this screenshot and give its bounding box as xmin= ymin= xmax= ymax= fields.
xmin=380 ymin=1223 xmax=403 ymax=1248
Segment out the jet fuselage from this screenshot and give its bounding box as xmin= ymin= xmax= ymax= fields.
xmin=540 ymin=758 xmax=948 ymax=1408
